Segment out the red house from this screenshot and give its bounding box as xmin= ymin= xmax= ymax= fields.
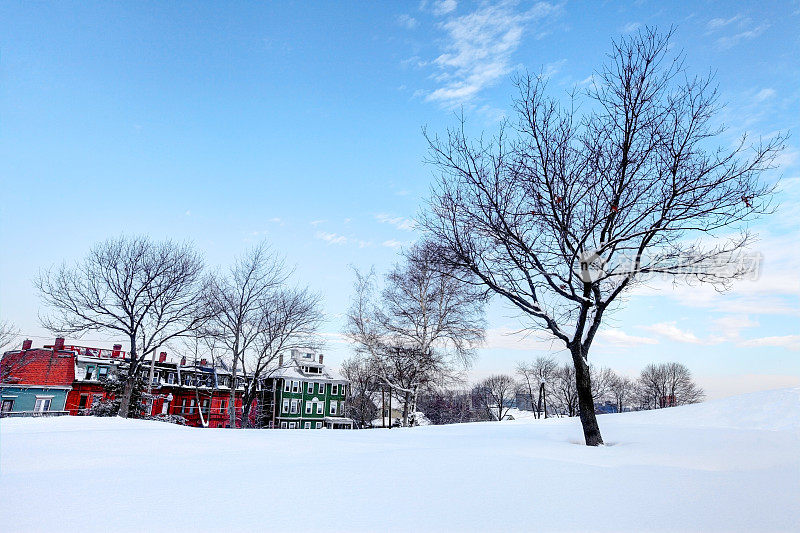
xmin=1 ymin=338 xmax=76 ymax=416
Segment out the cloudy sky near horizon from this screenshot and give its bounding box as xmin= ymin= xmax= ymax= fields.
xmin=1 ymin=1 xmax=798 ymax=399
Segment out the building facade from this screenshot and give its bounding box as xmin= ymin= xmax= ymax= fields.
xmin=1 ymin=338 xmax=75 ymax=416
xmin=265 ymin=350 xmax=353 ymax=429
xmin=2 ymin=340 xmax=352 ymax=430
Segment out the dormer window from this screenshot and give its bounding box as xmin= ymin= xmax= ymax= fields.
xmin=85 ymin=366 xmax=95 ymax=380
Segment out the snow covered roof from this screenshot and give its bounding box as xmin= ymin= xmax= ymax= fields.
xmin=272 ymin=353 xmax=348 ymax=384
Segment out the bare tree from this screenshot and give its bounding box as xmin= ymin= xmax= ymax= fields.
xmin=476 ymin=374 xmax=517 ymax=421
xmin=590 ymin=366 xmax=615 ymax=403
xmin=207 ymin=243 xmax=288 ymax=428
xmin=239 ymin=287 xmax=324 ymax=427
xmin=36 ymin=236 xmax=208 ymax=418
xmin=517 ymin=356 xmax=557 ymax=418
xmin=0 ymin=320 xmax=23 ymax=382
xmin=340 ymin=356 xmax=379 ymax=428
xmin=421 ymin=28 xmax=783 ymax=445
xmin=638 ymin=362 xmax=704 ymax=408
xmin=551 ymin=364 xmax=578 ymax=416
xmin=346 ymin=241 xmax=487 ymax=426
xmin=608 ymin=372 xmax=635 ymax=413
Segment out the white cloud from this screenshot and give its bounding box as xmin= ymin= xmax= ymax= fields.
xmin=424 ymin=1 xmax=559 ymax=107
xmin=641 ymin=321 xmax=705 ymax=344
xmin=396 ymin=14 xmax=418 ymax=29
xmin=621 ymin=22 xmax=641 ymax=33
xmin=375 ymin=213 xmax=417 ymax=231
xmin=315 ymin=232 xmax=347 ymax=245
xmin=739 ymin=335 xmax=800 ymax=350
xmin=706 ymin=15 xmax=742 ymax=31
xmin=310 ymin=219 xmax=326 ymax=226
xmin=596 ymin=328 xmax=658 ymax=348
xmin=382 ymin=239 xmax=404 ymax=248
xmin=716 ymin=22 xmax=769 ymax=50
xmin=754 ymin=88 xmax=776 ymax=102
xmin=431 ymin=0 xmax=457 ymax=16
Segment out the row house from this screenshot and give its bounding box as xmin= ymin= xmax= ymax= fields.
xmin=2 ymin=339 xmax=353 ymax=430
xmin=1 ymin=338 xmax=247 ymax=427
xmin=0 ymin=339 xmax=75 ymax=416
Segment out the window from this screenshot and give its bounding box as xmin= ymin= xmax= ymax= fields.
xmin=1 ymin=399 xmax=14 ymax=412
xmin=181 ymin=399 xmax=187 ymax=415
xmin=85 ymin=366 xmax=95 ymax=380
xmin=305 ymin=402 xmax=312 ymax=414
xmin=78 ymin=394 xmax=88 ymax=410
xmin=318 ymin=382 xmax=326 ymax=395
xmin=330 ymin=402 xmax=337 ymax=415
xmin=282 ymin=399 xmax=289 ymax=413
xmin=280 ymin=422 xmax=288 ymax=429
xmin=34 ymin=397 xmax=52 ymax=412
xmin=307 ymin=382 xmax=313 ymax=394
xmin=167 ymin=372 xmax=176 ymax=384
xmin=98 ymin=366 xmax=109 ymax=380
xmin=316 ymin=402 xmax=323 ymax=415
xmin=332 ymin=384 xmax=338 ymax=395
xmin=304 ymin=422 xmax=311 ymax=429
xmin=189 ymin=399 xmax=196 ymax=414
xmin=283 ymin=380 xmax=290 ymax=392
xmin=291 ymin=380 xmax=300 ymax=393
xmin=288 ymin=422 xmax=296 ymax=429
xmin=315 ymin=422 xmax=322 ymax=429
xmin=201 ymin=399 xmax=210 ymax=416
xmin=290 ymin=399 xmax=298 ymax=414
xmin=161 ymin=400 xmax=170 ymax=415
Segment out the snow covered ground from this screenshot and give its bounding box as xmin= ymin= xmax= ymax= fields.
xmin=1 ymin=388 xmax=798 ymax=532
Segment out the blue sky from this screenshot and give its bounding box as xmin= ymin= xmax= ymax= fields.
xmin=1 ymin=1 xmax=798 ymax=398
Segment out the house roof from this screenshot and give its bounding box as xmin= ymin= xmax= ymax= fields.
xmin=1 ymin=349 xmax=76 ymax=387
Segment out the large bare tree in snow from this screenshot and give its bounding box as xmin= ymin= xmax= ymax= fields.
xmin=36 ymin=236 xmax=209 ymax=418
xmin=421 ymin=28 xmax=783 ymax=444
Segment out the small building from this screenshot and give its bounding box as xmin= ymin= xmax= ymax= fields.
xmin=264 ymin=349 xmax=353 ymax=429
xmin=1 ymin=338 xmax=75 ymax=417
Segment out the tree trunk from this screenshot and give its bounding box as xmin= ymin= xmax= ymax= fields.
xmin=537 ymin=383 xmax=544 ymax=419
xmin=228 ymin=355 xmax=238 ymax=428
xmin=542 ymin=385 xmax=548 ymax=419
xmin=571 ymin=348 xmax=603 ymax=446
xmin=402 ymin=391 xmax=410 ymax=427
xmin=118 ymin=335 xmax=138 ymax=418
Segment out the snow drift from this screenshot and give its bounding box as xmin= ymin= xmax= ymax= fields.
xmin=1 ymin=387 xmax=798 ymax=532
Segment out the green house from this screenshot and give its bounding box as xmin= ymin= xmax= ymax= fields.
xmin=266 ymin=350 xmax=352 ymax=429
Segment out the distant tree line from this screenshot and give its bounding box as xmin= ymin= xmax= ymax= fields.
xmin=412 ymin=359 xmax=704 ymax=426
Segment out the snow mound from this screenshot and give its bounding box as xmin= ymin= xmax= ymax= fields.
xmin=1 ymin=387 xmax=798 ymax=532
xmin=610 ymin=386 xmax=800 ymax=431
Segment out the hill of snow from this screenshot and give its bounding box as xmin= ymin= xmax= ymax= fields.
xmin=1 ymin=387 xmax=798 ymax=532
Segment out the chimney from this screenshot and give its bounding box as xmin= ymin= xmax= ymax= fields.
xmin=54 ymin=337 xmax=65 ymax=351
xmin=180 ymin=356 xmax=186 ymax=366
xmin=200 ymin=358 xmax=207 ymax=366
xmin=279 ymin=353 xmax=284 ymax=367
xmin=112 ymin=344 xmax=122 ymax=358
xmin=21 ymin=339 xmax=33 ymax=350
xmin=319 ymin=354 xmax=324 ymax=365
xmin=159 ymin=352 xmax=167 ymax=363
